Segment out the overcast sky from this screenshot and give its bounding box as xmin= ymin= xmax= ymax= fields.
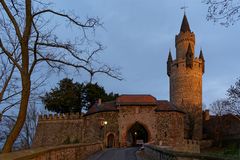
xmin=47 ymin=0 xmax=240 ymax=106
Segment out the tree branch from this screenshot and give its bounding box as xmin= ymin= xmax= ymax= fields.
xmin=0 ymin=0 xmax=22 ymax=41
xmin=0 ymin=64 xmax=15 ymax=102
xmin=0 ymin=39 xmax=22 ymax=70
xmin=33 ymin=9 xmax=100 ymax=28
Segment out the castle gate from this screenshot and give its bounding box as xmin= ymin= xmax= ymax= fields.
xmin=127 ymin=122 xmax=148 ymax=146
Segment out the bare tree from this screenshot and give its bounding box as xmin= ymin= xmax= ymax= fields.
xmin=210 ymin=99 xmax=228 ymax=146
xmin=226 ymin=78 xmax=240 ymax=118
xmin=0 ymin=103 xmax=38 ymax=151
xmin=204 ymin=0 xmax=240 ymax=26
xmin=210 ymin=99 xmax=228 ymax=116
xmin=0 ymin=57 xmax=45 ymax=123
xmin=18 ymin=103 xmax=38 ymax=149
xmin=181 ymin=103 xmax=202 ymax=140
xmin=0 ymin=0 xmax=121 ymax=152
xmin=0 ymin=58 xmax=19 ymax=120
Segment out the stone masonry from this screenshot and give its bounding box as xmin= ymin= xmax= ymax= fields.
xmin=167 ymin=14 xmax=204 ymax=140
xmin=32 ymin=14 xmax=203 ymax=154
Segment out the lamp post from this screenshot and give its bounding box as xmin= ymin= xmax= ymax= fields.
xmin=100 ymin=119 xmax=108 ymax=146
xmin=103 ymin=121 xmax=108 ymax=139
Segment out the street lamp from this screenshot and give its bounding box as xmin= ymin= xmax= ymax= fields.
xmin=99 ymin=119 xmax=108 ymax=138
xmin=134 ymin=132 xmax=137 ymax=146
xmin=100 ymin=120 xmax=108 ymax=128
xmin=99 ymin=120 xmax=108 ymax=147
xmin=103 ymin=121 xmax=108 ymax=125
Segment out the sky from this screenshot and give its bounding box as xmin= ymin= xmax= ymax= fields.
xmin=46 ymin=0 xmax=240 ymax=106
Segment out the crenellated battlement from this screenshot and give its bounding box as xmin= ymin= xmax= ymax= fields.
xmin=38 ymin=112 xmax=83 ymax=121
xmin=169 ymin=58 xmax=204 ymax=75
xmin=184 ymin=139 xmax=199 ymax=145
xmin=175 ymin=32 xmax=195 ymax=47
xmin=178 ymin=139 xmax=200 ymax=153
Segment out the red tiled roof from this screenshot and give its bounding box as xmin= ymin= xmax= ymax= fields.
xmin=155 ymin=100 xmax=185 ymax=113
xmin=116 ymin=94 xmax=157 ymax=105
xmin=84 ymin=95 xmax=184 ymax=116
xmin=85 ymin=101 xmax=117 ymax=116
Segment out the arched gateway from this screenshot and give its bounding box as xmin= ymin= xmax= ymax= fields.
xmin=127 ymin=122 xmax=148 ymax=146
xmin=107 ymin=133 xmax=114 ymax=148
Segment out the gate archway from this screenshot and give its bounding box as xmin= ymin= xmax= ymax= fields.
xmin=127 ymin=122 xmax=148 ymax=146
xmin=107 ymin=133 xmax=115 ymax=148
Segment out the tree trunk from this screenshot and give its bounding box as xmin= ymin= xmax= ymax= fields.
xmin=2 ymin=75 xmax=31 ymax=153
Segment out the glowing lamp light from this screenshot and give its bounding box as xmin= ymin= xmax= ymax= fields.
xmin=103 ymin=121 xmax=108 ymax=125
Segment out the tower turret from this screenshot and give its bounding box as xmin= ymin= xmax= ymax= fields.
xmin=167 ymin=50 xmax=172 ymax=76
xmin=167 ymin=14 xmax=204 ymax=140
xmin=186 ymin=43 xmax=194 ymax=68
xmin=199 ymin=49 xmax=205 ymax=73
xmin=175 ymin=14 xmax=195 ymax=60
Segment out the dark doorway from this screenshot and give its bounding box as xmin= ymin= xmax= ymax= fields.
xmin=107 ymin=134 xmax=114 ymax=148
xmin=127 ymin=122 xmax=148 ymax=146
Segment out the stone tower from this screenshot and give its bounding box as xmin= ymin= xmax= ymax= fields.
xmin=167 ymin=14 xmax=205 ymax=140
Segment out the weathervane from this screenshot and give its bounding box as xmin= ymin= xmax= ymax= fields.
xmin=180 ymin=5 xmax=188 ymax=14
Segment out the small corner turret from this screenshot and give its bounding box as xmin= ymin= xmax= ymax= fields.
xmin=167 ymin=49 xmax=172 ymax=76
xmin=199 ymin=49 xmax=205 ymax=73
xmin=186 ymin=43 xmax=194 ymax=68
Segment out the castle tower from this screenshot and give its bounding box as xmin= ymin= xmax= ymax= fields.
xmin=167 ymin=14 xmax=205 ymax=140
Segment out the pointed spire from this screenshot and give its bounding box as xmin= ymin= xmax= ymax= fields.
xmin=199 ymin=48 xmax=205 ymax=73
xmin=199 ymin=48 xmax=205 ymax=61
xmin=167 ymin=49 xmax=172 ymax=77
xmin=186 ymin=43 xmax=194 ymax=68
xmin=186 ymin=43 xmax=193 ymax=55
xmin=168 ymin=49 xmax=173 ymax=62
xmin=180 ymin=14 xmax=191 ymax=33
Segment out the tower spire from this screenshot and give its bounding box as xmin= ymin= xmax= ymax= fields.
xmin=167 ymin=49 xmax=173 ymax=77
xmin=167 ymin=49 xmax=173 ymax=61
xmin=199 ymin=48 xmax=204 ymax=61
xmin=180 ymin=14 xmax=191 ymax=33
xmin=199 ymin=48 xmax=205 ymax=73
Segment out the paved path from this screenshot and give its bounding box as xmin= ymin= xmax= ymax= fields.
xmin=87 ymin=147 xmax=141 ymax=160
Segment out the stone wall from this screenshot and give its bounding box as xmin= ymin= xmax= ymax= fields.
xmin=32 ymin=112 xmax=119 ymax=148
xmin=32 ymin=113 xmax=84 ymax=147
xmin=175 ymin=31 xmax=195 ymax=59
xmin=156 ymin=112 xmax=185 ymax=146
xmin=117 ymin=106 xmax=157 ymax=147
xmin=84 ymin=111 xmax=119 ymax=147
xmin=174 ymin=139 xmax=200 ymax=153
xmin=155 ymin=112 xmax=200 ymax=153
xmin=32 ymin=108 xmax=198 ymax=153
xmin=170 ymin=58 xmax=203 ymax=107
xmin=144 ymin=144 xmax=226 ymax=160
xmin=200 ymin=140 xmax=213 ymax=149
xmin=0 ymin=143 xmax=102 ymax=160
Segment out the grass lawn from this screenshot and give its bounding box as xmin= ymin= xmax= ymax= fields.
xmin=201 ymin=145 xmax=240 ymax=159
